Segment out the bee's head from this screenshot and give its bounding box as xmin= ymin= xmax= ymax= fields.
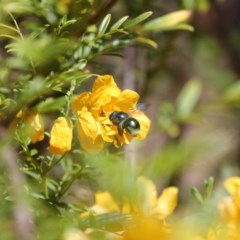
xmin=109 ymin=111 xmax=129 ymax=125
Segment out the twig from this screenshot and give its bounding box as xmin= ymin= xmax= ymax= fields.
xmin=123 ymin=46 xmax=137 ymax=172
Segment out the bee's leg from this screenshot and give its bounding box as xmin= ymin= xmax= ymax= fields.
xmin=117 ymin=124 xmax=124 ymax=135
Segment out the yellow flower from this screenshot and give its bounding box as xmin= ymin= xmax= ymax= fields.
xmin=224 ymin=177 xmax=240 ymax=209
xmin=9 ymin=111 xmax=44 ymax=143
xmin=49 ymin=117 xmax=73 ymax=154
xmin=123 ymin=217 xmax=170 ymax=240
xmin=71 ymin=75 xmax=151 ymax=153
xmin=21 ymin=111 xmax=45 ymax=143
xmin=123 ymin=177 xmax=177 ymax=240
xmin=217 ymin=177 xmax=240 ymax=223
xmin=218 ymin=196 xmax=240 ymax=222
xmin=56 ymin=0 xmax=71 ymax=15
xmin=81 ymin=176 xmax=178 ymax=240
xmin=216 ymin=177 xmax=240 ymax=240
xmin=135 ymin=176 xmax=178 ymax=219
xmin=86 ymin=176 xmax=178 ymax=219
xmin=90 ymin=192 xmax=121 ymax=214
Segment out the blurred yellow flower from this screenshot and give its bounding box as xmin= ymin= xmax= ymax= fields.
xmin=56 ymin=0 xmax=71 ymax=15
xmin=81 ymin=177 xmax=178 ymax=240
xmin=224 ymin=177 xmax=240 ymax=209
xmin=71 ymin=75 xmax=151 ymax=153
xmin=218 ymin=196 xmax=240 ymax=222
xmin=217 ymin=177 xmax=240 ymax=240
xmin=218 ymin=177 xmax=240 ymax=222
xmin=134 ymin=176 xmax=178 ymax=219
xmin=49 ymin=117 xmax=73 ymax=154
xmin=88 ymin=176 xmax=178 ymax=219
xmin=92 ymin=191 xmax=121 ymax=214
xmin=22 ymin=112 xmax=44 ymax=143
xmin=122 ymin=177 xmax=178 ymax=240
xmin=123 ymin=217 xmax=170 ymax=240
xmin=9 ymin=111 xmax=44 ymax=143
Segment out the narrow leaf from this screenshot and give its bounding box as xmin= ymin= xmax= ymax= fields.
xmin=0 ymin=23 xmax=19 ymax=33
xmin=0 ymin=34 xmax=18 ymax=40
xmin=164 ymin=23 xmax=194 ymax=32
xmin=110 ymin=16 xmax=129 ymax=31
xmin=124 ymin=11 xmax=152 ymax=29
xmin=191 ymin=187 xmax=203 ymax=203
xmin=151 ymin=23 xmax=194 ymax=32
xmin=135 ymin=37 xmax=158 ymax=48
xmin=143 ymin=10 xmax=192 ymax=32
xmin=98 ymin=14 xmax=111 ymax=35
xmin=204 ymin=177 xmax=214 ymax=200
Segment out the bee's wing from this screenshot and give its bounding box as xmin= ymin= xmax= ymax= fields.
xmin=136 ymin=103 xmax=149 ymax=111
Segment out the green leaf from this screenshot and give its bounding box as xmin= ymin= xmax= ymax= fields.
xmin=143 ymin=10 xmax=192 ymax=32
xmin=0 ymin=34 xmax=18 ymax=40
xmin=0 ymin=23 xmax=19 ymax=40
xmin=124 ymin=11 xmax=152 ymax=29
xmin=30 ymin=149 xmax=38 ymax=156
xmin=158 ymin=23 xmax=194 ymax=32
xmin=35 ymin=97 xmax=66 ymax=113
xmin=80 ymin=212 xmax=132 ymax=230
xmin=110 ymin=16 xmax=129 ymax=31
xmin=204 ymin=177 xmax=214 ymax=200
xmin=98 ymin=14 xmax=111 ymax=35
xmin=0 ymin=23 xmax=19 ymax=33
xmin=31 ymin=192 xmax=45 ymax=200
xmin=135 ymin=37 xmax=158 ymax=48
xmin=191 ymin=187 xmax=203 ymax=203
xmin=176 ymin=78 xmax=202 ymax=120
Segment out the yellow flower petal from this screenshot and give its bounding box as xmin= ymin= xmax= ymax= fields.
xmin=124 ymin=218 xmax=169 ymax=240
xmin=90 ymin=85 xmax=121 ymax=116
xmin=100 ymin=123 xmax=115 ymax=143
xmin=224 ymin=177 xmax=240 ymax=209
xmin=16 ymin=109 xmax=23 ymax=118
xmin=24 ymin=112 xmax=44 ymax=143
xmin=77 ymin=111 xmax=99 ymax=140
xmin=91 ymin=75 xmax=122 ymax=115
xmin=92 ymin=75 xmax=117 ymax=92
xmin=224 ymin=177 xmax=240 ymax=197
xmin=136 ymin=177 xmax=158 ymax=216
xmin=130 ymin=110 xmax=151 ymax=140
xmin=95 ymin=192 xmax=120 ymax=213
xmin=114 ymin=90 xmax=139 ymax=112
xmin=218 ymin=196 xmax=240 ymax=221
xmin=77 ymin=111 xmax=104 ymax=153
xmin=153 ymin=187 xmax=178 ymax=219
xmin=71 ymin=92 xmax=91 ymax=115
xmin=49 ymin=117 xmax=72 ymax=154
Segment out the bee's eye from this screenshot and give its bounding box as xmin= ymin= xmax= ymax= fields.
xmin=109 ymin=111 xmax=129 ymax=125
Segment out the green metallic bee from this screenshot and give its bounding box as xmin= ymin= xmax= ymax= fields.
xmin=109 ymin=111 xmax=140 ymax=137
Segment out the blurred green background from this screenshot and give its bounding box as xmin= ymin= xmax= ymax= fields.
xmin=1 ymin=0 xmax=240 ymax=239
